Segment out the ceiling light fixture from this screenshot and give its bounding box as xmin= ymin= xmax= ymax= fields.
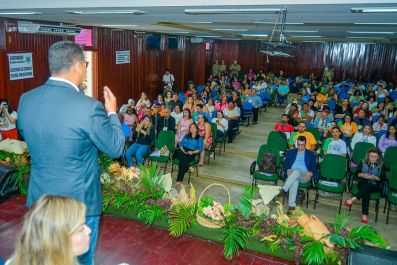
xmin=347 ymin=42 xmax=375 ymax=45
xmin=185 ymin=8 xmax=285 ymax=15
xmin=289 ymin=35 xmax=323 ymax=38
xmin=354 ymin=22 xmax=397 ymax=25
xmin=253 ymin=21 xmax=304 ymax=25
xmin=0 ymin=11 xmax=42 ymax=15
xmin=66 ymin=10 xmax=145 ymax=15
xmin=351 ymin=7 xmax=397 ymax=13
xmin=347 ymin=31 xmax=394 ymax=34
xmin=242 ymin=34 xmax=268 ymax=37
xmin=101 ymin=24 xmax=138 ymax=27
xmin=196 ymin=35 xmax=221 ymax=38
xmin=188 ymin=22 xmax=213 ymax=24
xmin=347 ymin=36 xmax=385 ymax=39
xmin=157 ymin=31 xmax=190 ymax=34
xmin=276 ymin=30 xmax=319 ymax=33
xmin=214 ymin=28 xmax=249 ymax=32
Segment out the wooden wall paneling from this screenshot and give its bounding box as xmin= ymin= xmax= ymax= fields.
xmin=213 ymin=40 xmax=239 ymax=68
xmin=4 ymin=24 xmax=71 ymax=108
xmin=185 ymin=42 xmax=206 ymax=89
xmin=96 ymin=28 xmax=137 ymax=104
xmin=0 ymin=50 xmax=6 ymax=97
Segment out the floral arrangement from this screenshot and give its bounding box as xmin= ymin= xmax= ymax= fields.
xmin=200 ymin=197 xmax=226 ymax=222
xmin=96 ymin=155 xmax=388 ymax=265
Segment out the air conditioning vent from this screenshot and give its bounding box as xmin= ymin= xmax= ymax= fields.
xmin=18 ymin=21 xmax=82 ymax=36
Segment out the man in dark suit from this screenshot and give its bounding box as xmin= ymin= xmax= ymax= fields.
xmin=279 ymin=136 xmax=318 ymax=214
xmin=18 ymin=41 xmax=125 ymax=265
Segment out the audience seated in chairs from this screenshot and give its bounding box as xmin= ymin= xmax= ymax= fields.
xmin=354 ymin=109 xmax=372 ymax=132
xmin=340 ymin=115 xmax=358 ymax=145
xmin=276 ymin=79 xmax=289 ymax=106
xmin=334 ymin=98 xmax=353 ymax=121
xmin=117 ymin=68 xmax=397 ymax=221
xmin=297 ymin=102 xmax=315 ymax=123
xmin=288 ymin=121 xmax=317 ymax=151
xmin=223 ymin=101 xmax=240 ymax=143
xmin=192 ymin=103 xmax=211 ymax=123
xmin=125 ymin=116 xmax=155 ymax=167
xmin=274 ymin=114 xmax=295 ymax=134
xmin=175 ymin=123 xmax=203 ymax=187
xmin=284 ymin=103 xmax=300 ymax=128
xmin=124 ymin=107 xmax=138 ymax=133
xmin=378 ymin=125 xmax=397 ymax=154
xmin=118 ymin=113 xmax=132 ymax=143
xmin=159 ymin=108 xmax=176 ymax=133
xmin=372 ymin=115 xmax=388 ymax=137
xmin=212 ymin=111 xmax=228 ymax=138
xmin=175 ymin=109 xmax=193 ymax=147
xmin=245 ymin=89 xmax=262 ymax=124
xmin=171 ymin=105 xmax=183 ymax=126
xmin=322 ymin=127 xmax=348 ymax=157
xmin=197 ymin=114 xmax=213 ymax=166
xmin=344 ymin=148 xmax=385 ymax=223
xmin=137 ymin=92 xmax=151 ymax=108
xmin=312 ymin=109 xmax=332 ymax=138
xmin=119 ymin=98 xmax=135 ymax=114
xmin=351 ymin=125 xmax=377 ymax=150
xmin=278 ymin=136 xmax=318 ymax=215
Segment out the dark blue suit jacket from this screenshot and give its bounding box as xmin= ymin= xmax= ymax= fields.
xmin=18 ymin=79 xmax=125 ymax=216
xmin=283 ymin=148 xmax=319 ymax=181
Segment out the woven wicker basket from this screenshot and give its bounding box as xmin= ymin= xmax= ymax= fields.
xmin=196 ymin=183 xmax=231 ymax=229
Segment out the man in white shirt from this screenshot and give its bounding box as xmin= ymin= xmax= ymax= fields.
xmin=212 ymin=111 xmax=228 ymax=138
xmin=162 ymin=69 xmax=175 ymax=88
xmin=323 ymin=127 xmax=347 ymax=157
xmin=223 ymin=101 xmax=240 ymax=143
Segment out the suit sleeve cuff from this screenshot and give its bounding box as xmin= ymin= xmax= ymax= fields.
xmin=108 ymin=112 xmax=117 ymax=116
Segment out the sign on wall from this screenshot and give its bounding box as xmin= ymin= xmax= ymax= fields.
xmin=115 ymin=50 xmax=130 ymax=64
xmin=7 ymin=52 xmax=34 ymax=80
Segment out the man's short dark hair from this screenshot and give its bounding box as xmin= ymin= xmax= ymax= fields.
xmin=282 ymin=114 xmax=289 ymax=119
xmin=48 ymin=41 xmax=84 ymax=74
xmin=297 ymin=136 xmax=307 ymax=143
xmin=196 ymin=103 xmax=204 ymax=109
xmin=298 ymin=121 xmax=306 ymax=126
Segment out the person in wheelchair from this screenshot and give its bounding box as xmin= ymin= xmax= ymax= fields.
xmin=276 ymin=79 xmax=290 ymax=106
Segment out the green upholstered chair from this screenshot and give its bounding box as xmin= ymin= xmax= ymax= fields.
xmin=314 ymin=154 xmax=347 ymax=213
xmin=149 ymin=131 xmax=175 ymax=173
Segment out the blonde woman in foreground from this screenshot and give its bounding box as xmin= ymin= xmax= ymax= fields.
xmin=7 ymin=195 xmax=90 ymax=265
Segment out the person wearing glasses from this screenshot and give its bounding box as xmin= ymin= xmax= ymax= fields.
xmin=344 ymin=148 xmax=385 ymax=223
xmin=278 ymin=136 xmax=318 ymax=215
xmin=18 ymin=41 xmax=125 ymax=265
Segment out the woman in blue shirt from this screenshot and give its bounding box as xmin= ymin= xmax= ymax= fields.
xmin=176 ymin=123 xmax=203 ymax=186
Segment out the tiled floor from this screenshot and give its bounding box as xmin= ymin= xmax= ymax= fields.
xmin=0 ymin=196 xmax=293 ymax=265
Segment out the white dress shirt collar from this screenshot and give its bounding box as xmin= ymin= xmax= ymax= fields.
xmin=49 ymin=77 xmax=80 ymax=92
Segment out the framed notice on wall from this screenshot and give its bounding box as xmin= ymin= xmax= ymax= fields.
xmin=115 ymin=50 xmax=130 ymax=64
xmin=7 ymin=52 xmax=34 ymax=80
